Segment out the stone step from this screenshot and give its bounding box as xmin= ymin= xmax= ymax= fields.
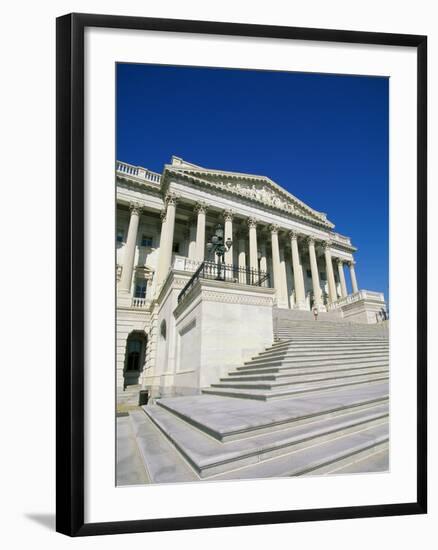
xmin=228 ymin=362 xmax=389 ymax=379
xmin=211 ymin=422 xmax=389 ymax=480
xmin=143 ymin=402 xmax=388 ymax=478
xmin=260 ymin=342 xmax=390 ymax=354
xmin=242 ymin=354 xmax=388 ymax=369
xmin=250 ymin=342 xmax=389 ymax=361
xmin=232 ymin=359 xmax=389 ymax=377
xmin=155 ymin=384 xmax=389 ymax=441
xmin=202 ymin=375 xmax=389 ymax=401
xmin=275 ymin=332 xmax=388 ymax=339
xmin=275 ymin=333 xmax=388 ymax=340
xmin=128 ymin=410 xmax=198 ymax=484
xmin=308 ymin=444 xmax=389 ymax=475
xmin=211 ymin=371 xmax=388 ymax=391
xmin=218 ymin=367 xmax=389 ymax=387
xmin=275 ymin=326 xmax=388 ymax=332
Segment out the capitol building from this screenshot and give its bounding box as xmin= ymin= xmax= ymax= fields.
xmin=116 ymin=156 xmax=386 ymax=410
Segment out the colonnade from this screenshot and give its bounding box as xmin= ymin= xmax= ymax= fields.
xmin=119 ymin=196 xmax=359 ymax=308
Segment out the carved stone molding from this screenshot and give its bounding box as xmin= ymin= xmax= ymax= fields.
xmin=247 ymin=216 xmax=258 ymax=229
xmin=323 ymin=240 xmax=332 ymax=250
xmin=269 ymin=224 xmax=279 ymax=234
xmin=289 ymin=230 xmax=299 ymax=241
xmin=336 ymin=258 xmax=345 ymax=266
xmin=223 ymin=209 xmax=234 ymax=222
xmin=306 ymin=235 xmax=316 ymax=246
xmin=129 ymin=202 xmax=143 ymax=216
xmin=165 ymin=192 xmax=179 ymax=206
xmin=194 ymin=201 xmax=208 ymax=214
xmin=202 ymin=290 xmax=274 ymax=307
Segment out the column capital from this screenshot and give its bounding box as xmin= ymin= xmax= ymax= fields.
xmin=159 ymin=209 xmax=167 ymax=222
xmin=194 ymin=201 xmax=208 ymax=214
xmin=129 ymin=202 xmax=143 ymax=215
xmin=336 ymin=258 xmax=345 ymax=266
xmin=305 ymin=234 xmax=319 ymax=246
xmin=323 ymin=239 xmax=332 ymax=250
xmin=289 ymin=230 xmax=300 ymax=241
xmin=222 ymin=209 xmax=234 ymax=222
xmin=247 ymin=216 xmax=258 ymax=229
xmin=269 ymin=224 xmax=280 ymax=234
xmin=165 ymin=192 xmax=179 ymax=206
xmin=348 ymin=260 xmax=356 ymax=267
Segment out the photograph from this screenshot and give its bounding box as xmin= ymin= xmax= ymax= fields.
xmin=115 ymin=63 xmax=390 ymax=485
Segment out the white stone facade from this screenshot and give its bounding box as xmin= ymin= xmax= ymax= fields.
xmin=116 ymin=157 xmax=386 ymax=405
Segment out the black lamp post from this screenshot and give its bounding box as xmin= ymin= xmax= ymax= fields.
xmin=206 ymin=224 xmax=232 ymax=280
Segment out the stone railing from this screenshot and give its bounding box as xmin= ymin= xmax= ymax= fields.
xmin=172 ymin=255 xmax=202 ymax=273
xmin=330 ymin=232 xmax=352 ymax=246
xmin=116 ymin=161 xmax=161 ymax=184
xmin=131 ymin=297 xmax=149 ymax=309
xmin=327 ymin=290 xmax=385 ymax=310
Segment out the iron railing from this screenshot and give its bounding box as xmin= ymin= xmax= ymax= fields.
xmin=178 ymin=260 xmax=270 ymax=303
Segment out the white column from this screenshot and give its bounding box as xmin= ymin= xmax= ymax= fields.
xmin=156 ymin=194 xmax=177 ymax=289
xmin=223 ymin=210 xmax=234 ymax=265
xmin=307 ymin=236 xmax=323 ymax=308
xmin=349 ymin=260 xmax=359 ymax=293
xmin=187 ymin=220 xmax=197 ymax=260
xmin=285 ymin=253 xmax=295 ymax=309
xmin=279 ymin=245 xmax=289 ymax=308
xmin=194 ymin=202 xmax=208 ymax=262
xmin=247 ymin=217 xmax=259 ymax=272
xmin=337 ymin=259 xmax=348 ymax=298
xmin=323 ymin=241 xmax=337 ymax=303
xmin=290 ymin=231 xmax=306 ymax=310
xmin=237 ymin=230 xmax=247 ymax=284
xmin=119 ymin=202 xmax=142 ymax=293
xmin=270 ymin=225 xmax=287 ymax=308
xmin=259 ymin=240 xmax=267 ymax=273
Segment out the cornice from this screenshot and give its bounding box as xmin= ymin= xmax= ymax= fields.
xmin=116 ymin=173 xmax=162 ymax=196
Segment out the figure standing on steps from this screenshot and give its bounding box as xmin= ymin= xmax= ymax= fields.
xmin=312 ymin=305 xmax=319 ymax=321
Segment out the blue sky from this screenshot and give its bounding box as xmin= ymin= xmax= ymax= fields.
xmin=117 ymin=64 xmax=388 ymax=299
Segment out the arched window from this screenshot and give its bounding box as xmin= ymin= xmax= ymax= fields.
xmin=160 ymin=320 xmax=167 ymax=340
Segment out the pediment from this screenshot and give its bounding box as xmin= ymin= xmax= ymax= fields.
xmin=166 ymin=162 xmax=333 ymax=228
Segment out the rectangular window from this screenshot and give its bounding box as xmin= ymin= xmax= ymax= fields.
xmin=134 ymin=279 xmax=147 ymax=299
xmin=141 ymin=235 xmax=153 ymax=247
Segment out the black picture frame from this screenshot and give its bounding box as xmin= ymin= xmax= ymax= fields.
xmin=56 ymin=12 xmax=427 ymax=537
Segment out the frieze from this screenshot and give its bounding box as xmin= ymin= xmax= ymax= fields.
xmin=162 ymin=167 xmax=334 ymax=229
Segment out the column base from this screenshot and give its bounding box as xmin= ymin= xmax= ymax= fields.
xmin=276 ymin=298 xmax=289 ymax=309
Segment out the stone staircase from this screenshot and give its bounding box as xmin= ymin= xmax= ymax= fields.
xmin=203 ymin=319 xmax=389 ymax=400
xmin=118 ymin=317 xmax=389 ymax=484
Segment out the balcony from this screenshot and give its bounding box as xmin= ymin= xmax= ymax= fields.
xmin=131 ymin=297 xmax=150 ymax=309
xmin=116 ymin=161 xmax=161 ymax=185
xmin=330 ymin=232 xmax=352 ymax=247
xmin=178 ymin=261 xmax=271 ymax=304
xmin=327 ymin=290 xmax=385 ymax=310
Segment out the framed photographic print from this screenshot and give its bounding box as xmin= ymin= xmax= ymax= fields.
xmin=56 ymin=13 xmax=427 ymax=536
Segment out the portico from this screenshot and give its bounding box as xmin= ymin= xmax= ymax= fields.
xmin=116 ymin=157 xmax=386 ymax=403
